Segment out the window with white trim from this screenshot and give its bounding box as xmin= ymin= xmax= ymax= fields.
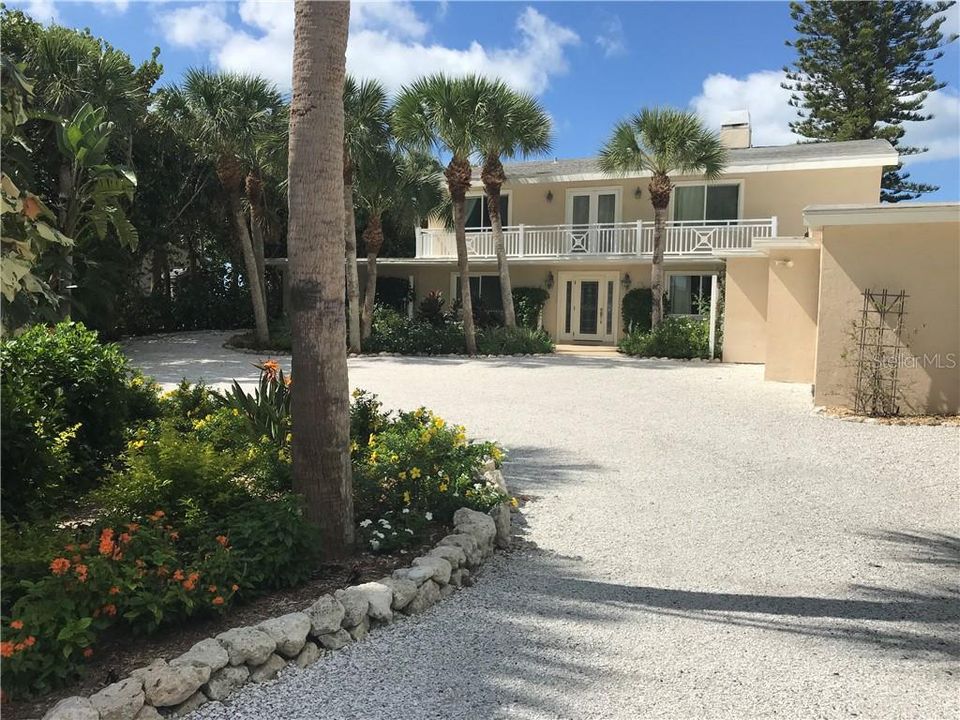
xmin=667 ymin=274 xmax=714 ymax=315
xmin=464 ymin=195 xmax=509 ymax=230
xmin=673 ymin=184 xmax=739 ymax=223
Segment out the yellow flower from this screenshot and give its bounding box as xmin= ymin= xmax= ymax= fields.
xmin=402 ymin=490 xmax=411 ymax=505
xmin=398 ymin=471 xmax=407 ymax=480
xmin=491 ymin=447 xmax=504 ymax=463
xmin=368 ymin=434 xmax=377 ymax=447
xmin=370 ymin=451 xmax=378 ymax=464
xmin=420 ymin=431 xmax=432 ymax=444
xmin=285 ymin=433 xmax=292 ymax=444
xmin=350 ymin=441 xmax=359 ymax=452
xmin=438 ymin=482 xmax=448 ymax=492
xmin=232 ymin=408 xmax=240 ymax=416
xmin=410 ymin=467 xmax=421 ymax=479
xmin=433 ymin=417 xmax=445 ymax=429
xmin=510 ymin=497 xmax=519 ymax=508
xmin=390 ymin=454 xmax=399 ymax=463
xmin=129 ymin=439 xmax=145 ymax=450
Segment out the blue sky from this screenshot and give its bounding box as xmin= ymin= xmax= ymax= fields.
xmin=17 ymin=0 xmax=960 ymax=199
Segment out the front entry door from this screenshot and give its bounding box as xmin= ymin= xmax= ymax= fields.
xmin=558 ymin=272 xmax=619 ymax=344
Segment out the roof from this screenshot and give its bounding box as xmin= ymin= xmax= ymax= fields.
xmin=491 ymin=139 xmax=898 ymax=185
xmin=804 ymin=201 xmax=960 ymax=228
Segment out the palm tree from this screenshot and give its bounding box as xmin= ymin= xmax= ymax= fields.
xmin=355 ymin=148 xmax=444 ymax=339
xmin=160 ymin=69 xmax=284 ymax=345
xmin=343 ymin=76 xmax=390 ymax=353
xmin=599 ymin=108 xmax=727 ymax=328
xmin=474 ymin=82 xmax=552 ymax=328
xmin=393 ymin=74 xmax=491 ymax=355
xmin=287 ymin=0 xmax=353 ymax=558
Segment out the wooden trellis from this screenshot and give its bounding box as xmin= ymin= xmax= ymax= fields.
xmin=853 ymin=288 xmax=907 ymax=417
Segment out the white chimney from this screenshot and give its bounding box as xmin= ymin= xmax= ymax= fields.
xmin=720 ymin=110 xmax=751 ymax=149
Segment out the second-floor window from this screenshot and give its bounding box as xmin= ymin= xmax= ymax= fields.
xmin=464 ymin=195 xmax=509 ymax=230
xmin=673 ymin=184 xmax=740 ymax=224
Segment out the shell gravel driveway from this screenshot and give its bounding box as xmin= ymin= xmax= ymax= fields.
xmin=125 ymin=332 xmax=960 ymax=720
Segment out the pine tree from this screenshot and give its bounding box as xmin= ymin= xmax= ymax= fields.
xmin=783 ymin=1 xmax=958 ymax=202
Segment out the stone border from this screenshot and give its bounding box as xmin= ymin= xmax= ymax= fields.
xmin=811 ymin=405 xmax=960 ymax=426
xmin=42 ymin=468 xmax=512 ymax=720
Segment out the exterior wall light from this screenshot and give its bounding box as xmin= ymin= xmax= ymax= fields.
xmin=774 ymin=259 xmax=794 ymax=268
xmin=546 ymin=271 xmax=554 ymax=290
xmin=545 ymin=189 xmax=554 ymax=202
xmin=634 ymin=187 xmax=642 ymax=199
xmin=622 ymin=273 xmax=632 ymax=291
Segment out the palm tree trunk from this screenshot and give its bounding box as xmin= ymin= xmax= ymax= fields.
xmin=228 ymin=192 xmax=270 ymax=344
xmin=288 ymin=0 xmax=354 ymax=559
xmin=343 ymin=168 xmax=362 ymax=352
xmin=446 ymin=157 xmax=477 ymax=355
xmin=249 ymin=207 xmax=268 ymax=313
xmin=360 ymin=214 xmax=383 ymax=340
xmin=57 ymin=161 xmax=75 ymax=319
xmin=649 ymin=173 xmax=672 ymax=329
xmin=484 ymin=183 xmax=516 ymax=327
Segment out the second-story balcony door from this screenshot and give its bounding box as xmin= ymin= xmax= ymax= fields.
xmin=566 ymin=189 xmax=619 ymax=253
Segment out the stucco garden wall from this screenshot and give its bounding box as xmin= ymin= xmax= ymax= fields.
xmin=722 ymin=257 xmax=769 ymax=364
xmin=814 ymin=221 xmax=960 ymax=415
xmin=763 ymin=248 xmax=821 ymax=383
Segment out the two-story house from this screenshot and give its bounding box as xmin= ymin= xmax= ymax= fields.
xmin=373 ymin=116 xmax=897 ymax=351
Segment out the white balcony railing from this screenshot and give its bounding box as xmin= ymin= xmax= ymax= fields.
xmin=415 ymin=218 xmax=777 ymax=259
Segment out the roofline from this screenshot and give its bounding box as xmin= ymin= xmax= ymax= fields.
xmin=486 ymin=151 xmax=899 ymax=187
xmin=803 ymin=202 xmax=960 ymax=229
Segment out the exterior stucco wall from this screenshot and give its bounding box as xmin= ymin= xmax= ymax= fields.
xmin=427 ymin=166 xmax=883 ymax=237
xmin=722 ymin=257 xmax=769 ymax=364
xmin=814 ymin=221 xmax=960 ymax=414
xmin=763 ymin=248 xmax=821 ymax=383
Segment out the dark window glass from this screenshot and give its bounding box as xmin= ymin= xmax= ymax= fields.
xmin=464 ymin=197 xmax=483 ymax=229
xmin=564 ymin=281 xmax=572 ymax=333
xmin=705 ymin=185 xmax=739 ymax=222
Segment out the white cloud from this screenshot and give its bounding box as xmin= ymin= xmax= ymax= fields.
xmin=899 ymin=87 xmax=960 ymax=164
xmin=595 ymin=12 xmax=626 ymax=58
xmin=690 ymin=70 xmax=799 ymax=146
xmin=92 ymin=0 xmax=129 ymax=14
xmin=161 ymin=3 xmax=233 ymax=49
xmin=10 ymin=0 xmax=59 ymax=23
xmin=159 ymin=1 xmax=579 ymax=95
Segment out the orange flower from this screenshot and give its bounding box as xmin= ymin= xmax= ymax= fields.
xmin=10 ymin=620 xmax=23 ymax=630
xmin=212 ymin=596 xmax=225 ymax=606
xmin=13 ymin=642 xmax=26 ymax=652
xmin=98 ymin=528 xmax=115 ymax=556
xmin=260 ymin=359 xmax=280 ymax=381
xmin=50 ymin=557 xmax=71 ymax=575
xmin=215 ymin=535 xmax=229 ymax=547
xmin=74 ymin=564 xmax=89 ymax=583
xmin=83 ymin=647 xmax=94 ymax=658
xmin=207 ymin=585 xmax=217 ymax=593
xmin=169 ymin=531 xmax=180 ymax=541
xmin=172 ymin=569 xmax=185 ymax=582
xmin=0 ymin=642 xmax=13 ymax=658
xmin=148 ymin=510 xmax=165 ymax=522
xmin=109 ymin=586 xmax=121 ymax=595
xmin=64 ymin=544 xmax=75 ymax=552
xmin=182 ymin=578 xmax=196 ymax=591
xmin=102 ymin=604 xmax=117 ymax=617
xmin=126 ymin=522 xmax=140 ymax=532
xmin=231 ymin=584 xmax=239 ymax=592
xmin=23 ymin=636 xmax=35 ymax=647
xmin=119 ymin=533 xmax=132 ymax=544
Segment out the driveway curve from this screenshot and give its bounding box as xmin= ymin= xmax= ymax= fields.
xmin=124 ymin=332 xmax=960 ymax=720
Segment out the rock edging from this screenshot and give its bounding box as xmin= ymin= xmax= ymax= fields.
xmin=42 ymin=468 xmax=512 ymax=720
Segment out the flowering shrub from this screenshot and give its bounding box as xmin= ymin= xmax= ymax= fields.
xmin=618 ymin=315 xmax=711 ymax=359
xmin=2 ymin=515 xmax=244 ymax=696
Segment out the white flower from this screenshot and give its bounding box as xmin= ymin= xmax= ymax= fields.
xmin=473 ymin=483 xmax=482 ymax=490
xmin=380 ymin=522 xmax=392 ymax=530
xmin=374 ymin=531 xmax=384 ymax=539
xmin=425 ymin=512 xmax=433 ymax=521
xmin=404 ymin=528 xmax=414 ymax=535
xmin=369 ymin=539 xmax=380 ymax=550
xmin=359 ymin=519 xmax=372 ymax=528
xmin=402 ymin=508 xmax=410 ymax=514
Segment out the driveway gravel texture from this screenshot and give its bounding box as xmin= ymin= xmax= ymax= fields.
xmin=125 ymin=332 xmax=959 ymax=720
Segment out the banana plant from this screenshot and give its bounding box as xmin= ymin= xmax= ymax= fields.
xmin=56 ymin=102 xmax=138 ymax=249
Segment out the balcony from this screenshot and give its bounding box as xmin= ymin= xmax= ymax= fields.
xmin=415 ymin=217 xmax=778 ymax=260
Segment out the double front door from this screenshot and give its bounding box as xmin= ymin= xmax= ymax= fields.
xmin=557 ymin=271 xmax=620 ymax=344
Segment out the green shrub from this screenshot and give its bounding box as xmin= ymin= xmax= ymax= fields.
xmin=1 ymin=322 xmax=161 ymax=521
xmin=416 ymin=290 xmax=449 ymax=326
xmin=476 ymin=326 xmax=554 ymax=355
xmin=366 ymin=307 xmax=466 ymax=354
xmin=512 ymin=287 xmax=550 ymax=328
xmin=216 ymin=360 xmax=291 ymax=447
xmin=618 ymin=316 xmax=710 ymax=359
xmin=622 ymin=287 xmax=653 ymax=334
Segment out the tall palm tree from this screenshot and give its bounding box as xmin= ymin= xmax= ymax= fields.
xmin=343 ymin=76 xmax=390 ymax=353
xmin=287 ymin=0 xmax=353 ymax=557
xmin=160 ymin=69 xmax=284 ymax=345
xmin=355 ymin=148 xmax=443 ymax=339
xmin=474 ymin=82 xmax=552 ymax=327
xmin=599 ymin=108 xmax=727 ymax=328
xmin=393 ymin=74 xmax=491 ymax=355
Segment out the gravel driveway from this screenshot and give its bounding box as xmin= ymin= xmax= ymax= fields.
xmin=125 ymin=332 xmax=960 ymax=720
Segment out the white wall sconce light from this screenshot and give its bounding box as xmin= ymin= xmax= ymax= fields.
xmin=545 ymin=271 xmax=554 ymax=290
xmin=774 ymin=259 xmax=794 ymax=268
xmin=621 ymin=273 xmax=632 ymax=291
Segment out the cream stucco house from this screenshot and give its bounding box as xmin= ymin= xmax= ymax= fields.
xmin=373 ymin=117 xmax=896 ymax=344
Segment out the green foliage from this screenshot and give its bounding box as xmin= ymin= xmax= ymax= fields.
xmin=783 ymin=1 xmax=957 ymax=201
xmin=417 ymin=290 xmax=449 ymax=326
xmin=618 ymin=316 xmax=710 ymax=359
xmin=622 ymin=287 xmax=654 ymax=334
xmin=216 ymin=360 xmax=291 ymax=447
xmin=0 ymin=322 xmax=160 ymax=521
xmin=475 ymin=326 xmax=554 ymax=355
xmin=511 ymin=286 xmax=549 ymax=328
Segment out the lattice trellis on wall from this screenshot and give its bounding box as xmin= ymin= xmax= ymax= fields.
xmin=853 ymin=288 xmax=908 ymax=417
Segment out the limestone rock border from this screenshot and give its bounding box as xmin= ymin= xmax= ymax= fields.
xmin=42 ymin=465 xmax=511 ymax=720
